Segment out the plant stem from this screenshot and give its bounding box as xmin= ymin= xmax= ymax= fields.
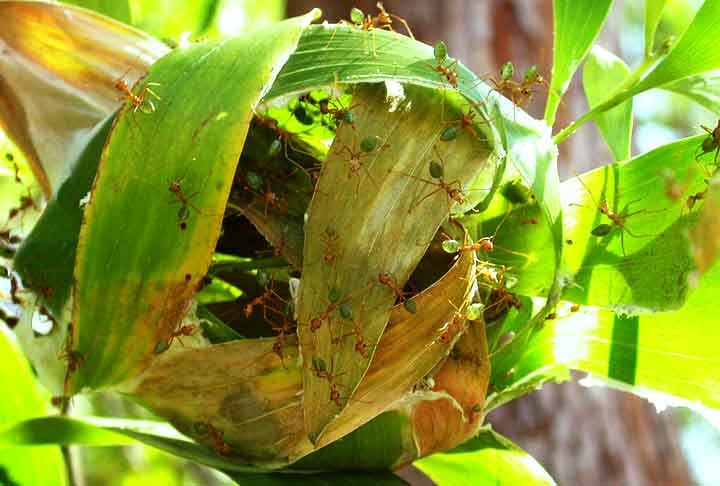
xmin=552 ymin=56 xmax=656 ymax=145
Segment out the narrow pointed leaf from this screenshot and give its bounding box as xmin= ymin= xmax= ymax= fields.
xmin=0 ymin=1 xmax=169 ymax=195
xmin=544 ymin=0 xmax=613 ymax=125
xmin=68 ymin=11 xmax=319 ymax=392
xmin=645 ymin=0 xmax=669 ymax=56
xmin=632 ymin=0 xmax=720 ymax=95
xmin=661 ymin=70 xmax=720 ymax=116
xmin=13 ymin=113 xmax=115 ymax=317
xmin=583 ymin=46 xmax=633 ymax=161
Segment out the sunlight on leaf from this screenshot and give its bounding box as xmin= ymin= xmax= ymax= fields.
xmin=583 ymin=46 xmax=633 ymax=161
xmin=544 ymin=0 xmax=613 ymax=125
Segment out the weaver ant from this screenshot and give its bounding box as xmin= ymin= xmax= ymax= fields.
xmin=307 ymin=288 xmax=354 ymax=333
xmin=7 ymin=193 xmax=38 ymax=222
xmin=243 ymin=280 xmax=290 ymax=327
xmin=154 ymin=323 xmax=199 ymax=353
xmin=437 ymin=311 xmax=465 ymax=345
xmin=487 ymin=62 xmax=549 ymax=108
xmin=319 ymin=97 xmax=360 ymax=129
xmin=197 ymin=423 xmax=232 ymax=456
xmin=168 ymin=176 xmax=199 ymax=228
xmin=254 ymin=113 xmax=314 ymax=181
xmin=334 ymin=134 xmax=388 ymax=189
xmin=402 ymin=150 xmax=465 ymax=214
xmin=686 ymin=189 xmax=706 ymax=211
xmin=477 ymin=265 xmax=522 ymax=322
xmin=114 ymin=72 xmax=161 ymax=114
xmin=58 ymin=348 xmax=85 ymax=374
xmin=697 ymin=120 xmax=720 ymax=162
xmin=427 ymin=41 xmax=459 ymax=88
xmin=377 ymin=272 xmax=417 ymax=313
xmin=574 ymin=175 xmax=662 ymax=256
xmin=343 ymin=3 xmax=414 ymax=38
xmin=321 ymin=228 xmax=340 ymax=265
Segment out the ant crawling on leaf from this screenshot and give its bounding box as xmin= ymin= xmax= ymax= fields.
xmin=401 ymin=149 xmax=466 ymax=214
xmin=574 ymin=175 xmax=664 ymax=256
xmin=427 ymin=41 xmax=459 ymax=88
xmin=487 ymin=62 xmax=549 ymax=108
xmin=343 ymin=3 xmax=414 ymax=38
xmin=697 ymin=120 xmax=720 ymax=163
xmin=114 ymin=70 xmax=161 ymax=114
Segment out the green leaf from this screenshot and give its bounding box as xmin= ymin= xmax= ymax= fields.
xmin=513 ymin=259 xmax=720 ymax=412
xmin=0 ymin=326 xmax=66 ymax=486
xmin=270 ymin=24 xmax=562 ymax=306
xmin=13 ymin=113 xmax=115 ymax=317
xmin=583 ymin=46 xmax=633 ymax=161
xmin=128 ymin=0 xmax=221 ymax=38
xmin=68 ymin=10 xmax=319 ymax=392
xmin=0 ymin=416 xmax=292 ymax=474
xmin=661 ymin=70 xmax=720 ymax=116
xmin=633 ymin=0 xmax=720 ymax=95
xmin=560 ymin=135 xmax=713 ymax=310
xmin=63 ymin=0 xmax=132 ymax=24
xmin=415 ymin=427 xmax=556 ymax=486
xmin=544 ymin=0 xmax=613 ymax=125
xmin=645 ymin=0 xmax=669 ymax=57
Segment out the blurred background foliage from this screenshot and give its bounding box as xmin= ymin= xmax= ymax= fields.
xmin=1 ymin=0 xmax=720 ymax=484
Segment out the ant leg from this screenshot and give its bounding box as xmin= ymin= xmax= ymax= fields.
xmin=390 ymin=14 xmax=414 ymax=38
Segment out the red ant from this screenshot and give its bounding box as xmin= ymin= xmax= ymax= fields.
xmin=154 ymin=323 xmax=198 ymax=353
xmin=7 ymin=193 xmax=38 ymax=221
xmin=343 ymin=3 xmax=414 ymax=38
xmin=697 ymin=120 xmax=720 ymax=162
xmin=427 ymin=42 xmax=459 ymax=88
xmin=307 ymin=288 xmax=355 ymax=332
xmin=437 ymin=312 xmax=465 ymax=345
xmin=687 ymin=189 xmax=706 ymax=211
xmin=321 ymin=228 xmax=340 ymax=265
xmin=114 ymin=73 xmax=160 ymax=113
xmin=319 ymin=98 xmax=360 ymax=129
xmin=243 ymin=281 xmax=288 ymax=320
xmin=336 ymin=323 xmax=375 ymax=359
xmin=488 ymin=63 xmax=548 ymax=108
xmin=334 ymin=134 xmax=388 ymax=188
xmin=254 ymin=113 xmax=313 ymax=180
xmin=204 ymin=423 xmax=232 ymax=456
xmin=168 ymin=177 xmax=199 ymax=227
xmin=441 ymin=102 xmax=492 ymax=140
xmin=574 ymin=175 xmax=662 ymax=256
xmin=58 ymin=348 xmax=85 ymax=374
xmin=402 ymin=151 xmax=465 ymax=213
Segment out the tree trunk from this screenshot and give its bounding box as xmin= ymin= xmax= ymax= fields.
xmin=285 ymin=1 xmax=693 ymax=484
